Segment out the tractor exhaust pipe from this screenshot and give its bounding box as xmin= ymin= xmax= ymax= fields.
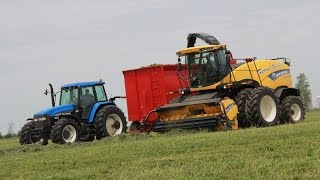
xmin=49 ymin=83 xmax=55 ymax=107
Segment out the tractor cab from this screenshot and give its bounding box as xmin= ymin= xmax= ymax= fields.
xmin=59 ymin=81 xmax=108 ymax=119
xmin=34 ymin=81 xmax=109 ymax=121
xmin=177 ymin=45 xmax=231 ymax=88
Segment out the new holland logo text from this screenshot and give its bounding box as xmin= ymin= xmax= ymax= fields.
xmin=268 ymin=69 xmax=290 ymax=81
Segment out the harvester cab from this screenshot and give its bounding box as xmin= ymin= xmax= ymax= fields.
xmin=150 ymin=33 xmax=305 ymax=132
xmin=20 ymin=81 xmax=127 ymax=145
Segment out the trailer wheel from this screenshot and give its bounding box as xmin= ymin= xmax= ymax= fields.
xmin=248 ymin=87 xmax=280 ymax=127
xmin=280 ymin=96 xmax=305 ymax=123
xmin=94 ymin=105 xmax=127 ymax=139
xmin=19 ymin=122 xmax=41 ymax=145
xmin=235 ymin=89 xmax=253 ymax=128
xmin=51 ymin=118 xmax=80 ymax=144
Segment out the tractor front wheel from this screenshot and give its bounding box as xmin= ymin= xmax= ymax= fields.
xmin=51 ymin=118 xmax=80 ymax=144
xmin=19 ymin=122 xmax=41 ymax=145
xmin=248 ymin=87 xmax=280 ymax=127
xmin=94 ymin=105 xmax=127 ymax=139
xmin=280 ymin=96 xmax=305 ymax=123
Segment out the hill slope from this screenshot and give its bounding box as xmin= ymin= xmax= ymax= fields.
xmin=1 ymin=111 xmax=320 ymax=179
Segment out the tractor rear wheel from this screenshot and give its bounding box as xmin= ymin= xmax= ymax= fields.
xmin=280 ymin=96 xmax=305 ymax=123
xmin=248 ymin=87 xmax=280 ymax=127
xmin=94 ymin=105 xmax=127 ymax=139
xmin=235 ymin=89 xmax=253 ymax=128
xmin=19 ymin=122 xmax=41 ymax=145
xmin=51 ymin=118 xmax=80 ymax=144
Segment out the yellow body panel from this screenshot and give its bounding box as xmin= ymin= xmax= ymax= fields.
xmin=190 ymin=59 xmax=292 ymax=92
xmin=220 ymin=99 xmax=238 ymax=121
xmin=220 ymin=98 xmax=238 ymax=130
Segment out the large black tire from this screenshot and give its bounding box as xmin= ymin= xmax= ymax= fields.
xmin=280 ymin=96 xmax=305 ymax=124
xmin=94 ymin=105 xmax=127 ymax=139
xmin=248 ymin=87 xmax=280 ymax=127
xmin=51 ymin=118 xmax=80 ymax=144
xmin=19 ymin=122 xmax=41 ymax=145
xmin=235 ymin=89 xmax=253 ymax=128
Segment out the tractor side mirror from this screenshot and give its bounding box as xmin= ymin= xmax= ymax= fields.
xmin=177 ymin=57 xmax=182 ymax=71
xmin=44 ymin=89 xmax=48 ymax=95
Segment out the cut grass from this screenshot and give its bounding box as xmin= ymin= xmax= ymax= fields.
xmin=0 ymin=110 xmax=320 ymax=179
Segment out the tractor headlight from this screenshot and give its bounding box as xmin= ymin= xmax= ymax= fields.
xmin=34 ymin=116 xmax=48 ymax=121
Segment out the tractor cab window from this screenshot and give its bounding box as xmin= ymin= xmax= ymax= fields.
xmin=60 ymin=87 xmax=79 ymax=105
xmin=95 ymin=85 xmax=107 ymax=101
xmin=80 ymin=87 xmax=96 ymax=119
xmin=186 ymin=50 xmax=230 ymax=88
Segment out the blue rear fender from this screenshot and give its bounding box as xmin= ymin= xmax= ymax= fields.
xmin=33 ymin=104 xmax=75 ymax=118
xmin=88 ymin=102 xmax=116 ymax=123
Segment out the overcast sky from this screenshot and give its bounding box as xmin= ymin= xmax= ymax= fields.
xmin=0 ymin=0 xmax=319 ymax=134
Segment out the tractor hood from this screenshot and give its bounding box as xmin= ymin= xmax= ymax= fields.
xmin=33 ymin=104 xmax=75 ymax=118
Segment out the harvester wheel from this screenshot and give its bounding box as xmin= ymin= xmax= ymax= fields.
xmin=280 ymin=96 xmax=305 ymax=123
xmin=248 ymin=87 xmax=280 ymax=127
xmin=51 ymin=118 xmax=80 ymax=144
xmin=19 ymin=122 xmax=41 ymax=145
xmin=235 ymin=89 xmax=253 ymax=128
xmin=94 ymin=105 xmax=127 ymax=139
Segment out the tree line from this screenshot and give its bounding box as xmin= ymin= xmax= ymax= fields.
xmin=0 ymin=122 xmax=19 ymax=139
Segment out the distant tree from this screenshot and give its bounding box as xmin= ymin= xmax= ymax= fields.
xmin=2 ymin=123 xmax=17 ymax=138
xmin=295 ymin=73 xmax=312 ymax=110
xmin=0 ymin=132 xmax=2 ymax=139
xmin=7 ymin=122 xmax=15 ymax=135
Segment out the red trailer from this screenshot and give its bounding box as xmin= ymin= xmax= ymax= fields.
xmin=123 ymin=64 xmax=187 ymax=127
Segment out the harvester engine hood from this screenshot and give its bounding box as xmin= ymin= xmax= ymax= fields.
xmin=33 ymin=104 xmax=75 ymax=118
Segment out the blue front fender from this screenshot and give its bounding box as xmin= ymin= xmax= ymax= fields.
xmin=88 ymin=102 xmax=116 ymax=123
xmin=33 ymin=104 xmax=75 ymax=118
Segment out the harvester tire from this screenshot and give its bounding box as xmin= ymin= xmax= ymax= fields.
xmin=19 ymin=122 xmax=41 ymax=145
xmin=51 ymin=118 xmax=80 ymax=144
xmin=248 ymin=87 xmax=280 ymax=127
xmin=280 ymin=96 xmax=305 ymax=124
xmin=94 ymin=105 xmax=127 ymax=139
xmin=235 ymin=89 xmax=253 ymax=128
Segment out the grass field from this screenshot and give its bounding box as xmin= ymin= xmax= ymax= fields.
xmin=1 ymin=110 xmax=320 ymax=179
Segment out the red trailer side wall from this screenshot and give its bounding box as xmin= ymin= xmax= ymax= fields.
xmin=123 ymin=64 xmax=187 ymax=122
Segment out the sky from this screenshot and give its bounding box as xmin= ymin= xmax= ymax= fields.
xmin=0 ymin=0 xmax=320 ymax=134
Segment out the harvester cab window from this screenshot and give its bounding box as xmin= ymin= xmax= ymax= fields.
xmin=216 ymin=50 xmax=230 ymax=79
xmin=60 ymin=87 xmax=78 ymax=105
xmin=186 ymin=50 xmax=229 ymax=88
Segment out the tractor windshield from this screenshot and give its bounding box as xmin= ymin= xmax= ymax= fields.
xmin=185 ymin=50 xmax=230 ymax=88
xmin=60 ymin=87 xmax=79 ymax=105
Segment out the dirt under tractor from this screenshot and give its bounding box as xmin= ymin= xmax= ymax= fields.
xmin=19 ymin=81 xmax=127 ymax=145
xmin=127 ymin=33 xmax=305 ymax=131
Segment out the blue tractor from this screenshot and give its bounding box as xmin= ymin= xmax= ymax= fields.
xmin=19 ymin=81 xmax=127 ymax=145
